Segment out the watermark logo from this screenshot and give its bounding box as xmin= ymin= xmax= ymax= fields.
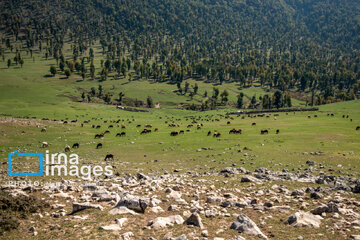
xmin=8 ymin=150 xmax=43 ymax=176
xmin=8 ymin=150 xmax=113 ymax=180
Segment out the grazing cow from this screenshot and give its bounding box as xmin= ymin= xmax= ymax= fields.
xmin=108 ymin=125 xmax=114 ymax=128
xmin=104 ymin=154 xmax=114 ymax=161
xmin=41 ymin=128 xmax=46 ymax=132
xmin=227 ymin=121 xmax=231 ymax=125
xmin=136 ymin=124 xmax=141 ymax=127
xmin=96 ymin=125 xmax=101 ymax=129
xmin=104 ymin=130 xmax=110 ymax=134
xmin=145 ymin=124 xmax=152 ymax=128
xmin=213 ymin=132 xmax=221 ymax=137
xmin=187 ymin=124 xmax=193 ymax=128
xmin=96 ymin=143 xmax=103 ymax=149
xmin=179 ymin=130 xmax=184 ymax=134
xmin=41 ymin=142 xmax=49 ymax=148
xmin=95 ymin=133 xmax=104 ymax=139
xmin=154 ymin=128 xmax=158 ymax=132
xmin=65 ymin=145 xmax=71 ymax=152
xmin=170 ymin=131 xmax=179 ymax=136
xmin=356 ymin=126 xmax=360 ymax=131
xmin=229 ymin=128 xmax=242 ymax=134
xmin=141 ymin=129 xmax=151 ymax=134
xmin=72 ymin=143 xmax=80 ymax=148
xmin=207 ymin=131 xmax=211 ymax=136
xmin=261 ymin=129 xmax=269 ymax=135
xmin=121 ymin=124 xmax=126 ymax=129
xmin=63 ymin=121 xmax=68 ymax=124
xmin=308 ymin=115 xmax=311 ymax=119
xmin=252 ymin=122 xmax=256 ymax=126
xmin=276 ymin=129 xmax=280 ymax=134
xmin=92 ymin=125 xmax=95 ymax=128
xmin=116 ymin=132 xmax=126 ymax=137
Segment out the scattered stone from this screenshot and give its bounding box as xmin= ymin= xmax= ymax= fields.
xmin=184 ymin=213 xmax=204 ymax=229
xmin=284 ymin=211 xmax=322 ymax=228
xmin=114 ymin=193 xmax=149 ymax=213
xmin=230 ymin=214 xmax=268 ymax=239
xmin=148 ymin=215 xmax=184 ymax=229
xmin=72 ymin=202 xmax=104 ymax=213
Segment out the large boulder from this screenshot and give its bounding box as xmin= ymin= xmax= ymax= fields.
xmin=114 ymin=193 xmax=149 ymax=213
xmin=353 ymin=182 xmax=360 ymax=193
xmin=230 ymin=214 xmax=267 ymax=239
xmin=284 ymin=211 xmax=322 ymax=228
xmin=148 ymin=215 xmax=184 ymax=229
xmin=310 ymin=203 xmax=338 ymax=215
xmin=109 ymin=206 xmax=138 ymax=215
xmin=72 ymin=202 xmax=104 ymax=213
xmin=184 ymin=213 xmax=204 ymax=229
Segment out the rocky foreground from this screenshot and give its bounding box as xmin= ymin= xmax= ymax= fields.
xmin=1 ymin=166 xmax=360 ymax=239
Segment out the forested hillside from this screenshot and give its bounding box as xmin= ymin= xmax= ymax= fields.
xmin=1 ymin=0 xmax=360 ymax=106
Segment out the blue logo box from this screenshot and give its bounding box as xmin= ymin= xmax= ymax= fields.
xmin=8 ymin=150 xmax=43 ymax=176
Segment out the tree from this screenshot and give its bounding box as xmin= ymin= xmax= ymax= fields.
xmin=64 ymin=68 xmax=71 ymax=78
xmin=237 ymin=93 xmax=244 ymax=108
xmin=193 ymin=83 xmax=199 ymax=95
xmin=7 ymin=59 xmax=11 ymax=68
xmin=251 ymin=94 xmax=257 ymax=108
xmin=98 ymin=85 xmax=103 ymax=97
xmin=220 ymin=90 xmax=229 ymax=103
xmin=177 ymin=82 xmax=182 ymax=94
xmin=50 ymin=65 xmax=57 ymax=76
xmin=104 ymin=93 xmax=111 ymax=103
xmin=212 ymin=87 xmax=219 ymax=99
xmin=184 ymin=82 xmax=189 ymax=94
xmin=262 ymin=94 xmax=271 ymax=109
xmin=89 ymin=88 xmax=95 ymax=97
xmin=273 ymin=91 xmax=283 ymax=109
xmin=59 ymin=61 xmax=65 ymax=71
xmin=118 ymin=92 xmax=125 ymax=103
xmin=147 ymin=96 xmax=154 ymax=108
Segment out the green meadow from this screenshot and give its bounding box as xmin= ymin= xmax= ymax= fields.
xmin=0 ymin=43 xmax=359 ymax=181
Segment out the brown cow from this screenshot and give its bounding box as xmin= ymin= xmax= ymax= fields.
xmin=116 ymin=132 xmax=126 ymax=137
xmin=213 ymin=132 xmax=221 ymax=137
xmin=141 ymin=129 xmax=151 ymax=134
xmin=95 ymin=133 xmax=104 ymax=139
xmin=170 ymin=131 xmax=179 ymax=136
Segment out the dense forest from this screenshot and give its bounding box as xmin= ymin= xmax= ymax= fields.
xmin=1 ymin=0 xmax=360 ymax=107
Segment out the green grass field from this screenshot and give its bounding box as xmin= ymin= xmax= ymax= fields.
xmin=1 ymin=39 xmax=360 ymax=240
xmin=0 ymin=43 xmax=359 ymax=180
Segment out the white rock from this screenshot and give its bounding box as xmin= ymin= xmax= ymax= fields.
xmin=148 ymin=215 xmax=184 ymax=229
xmin=230 ymin=214 xmax=267 ymax=239
xmin=285 ymin=211 xmax=323 ymax=228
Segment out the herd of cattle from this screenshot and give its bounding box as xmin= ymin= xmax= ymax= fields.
xmin=37 ymin=112 xmax=359 ymax=161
